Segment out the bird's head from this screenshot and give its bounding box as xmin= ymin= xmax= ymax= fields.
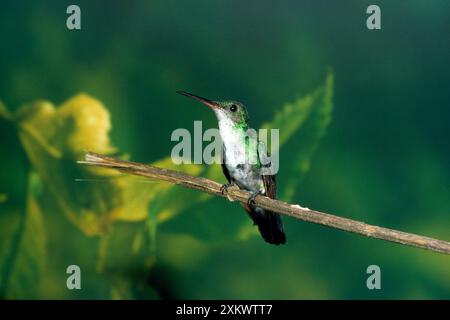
xmin=177 ymin=91 xmax=249 ymax=129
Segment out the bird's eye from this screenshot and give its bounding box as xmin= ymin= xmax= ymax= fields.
xmin=230 ymin=104 xmax=237 ymax=112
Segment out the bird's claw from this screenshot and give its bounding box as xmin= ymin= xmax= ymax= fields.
xmin=220 ymin=183 xmax=234 ymax=195
xmin=247 ymin=192 xmax=260 ymax=206
xmin=221 ymin=183 xmax=239 ymax=202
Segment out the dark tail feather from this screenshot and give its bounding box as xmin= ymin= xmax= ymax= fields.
xmin=257 ymin=211 xmax=286 ymax=245
xmin=242 ymin=204 xmax=286 ymax=245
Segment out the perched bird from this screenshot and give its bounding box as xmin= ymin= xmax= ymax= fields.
xmin=177 ymin=91 xmax=286 ymax=245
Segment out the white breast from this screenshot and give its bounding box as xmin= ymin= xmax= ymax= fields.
xmin=217 ymin=114 xmax=263 ymax=191
xmin=217 ymin=116 xmax=247 ymax=165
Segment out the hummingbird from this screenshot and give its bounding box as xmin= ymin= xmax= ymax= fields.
xmin=177 ymin=91 xmax=286 ymax=245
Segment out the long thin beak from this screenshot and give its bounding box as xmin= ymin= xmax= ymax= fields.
xmin=176 ymin=91 xmax=219 ymax=110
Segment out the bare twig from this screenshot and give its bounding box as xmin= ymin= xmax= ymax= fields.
xmin=79 ymin=152 xmax=450 ymax=255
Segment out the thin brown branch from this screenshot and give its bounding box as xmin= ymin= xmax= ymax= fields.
xmin=79 ymin=152 xmax=450 ymax=255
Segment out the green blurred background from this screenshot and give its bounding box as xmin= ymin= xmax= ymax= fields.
xmin=0 ymin=0 xmax=449 ymax=299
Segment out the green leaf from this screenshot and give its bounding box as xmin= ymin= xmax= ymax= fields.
xmin=0 ymin=209 xmax=22 ymax=298
xmin=0 ymin=173 xmax=47 ymax=299
xmin=263 ymin=72 xmax=334 ymax=201
xmin=0 ymin=101 xmax=13 ymax=121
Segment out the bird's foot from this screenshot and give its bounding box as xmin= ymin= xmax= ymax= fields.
xmin=220 ymin=183 xmax=233 ymax=194
xmin=220 ymin=183 xmax=239 ymax=201
xmin=247 ymin=191 xmax=261 ymax=206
